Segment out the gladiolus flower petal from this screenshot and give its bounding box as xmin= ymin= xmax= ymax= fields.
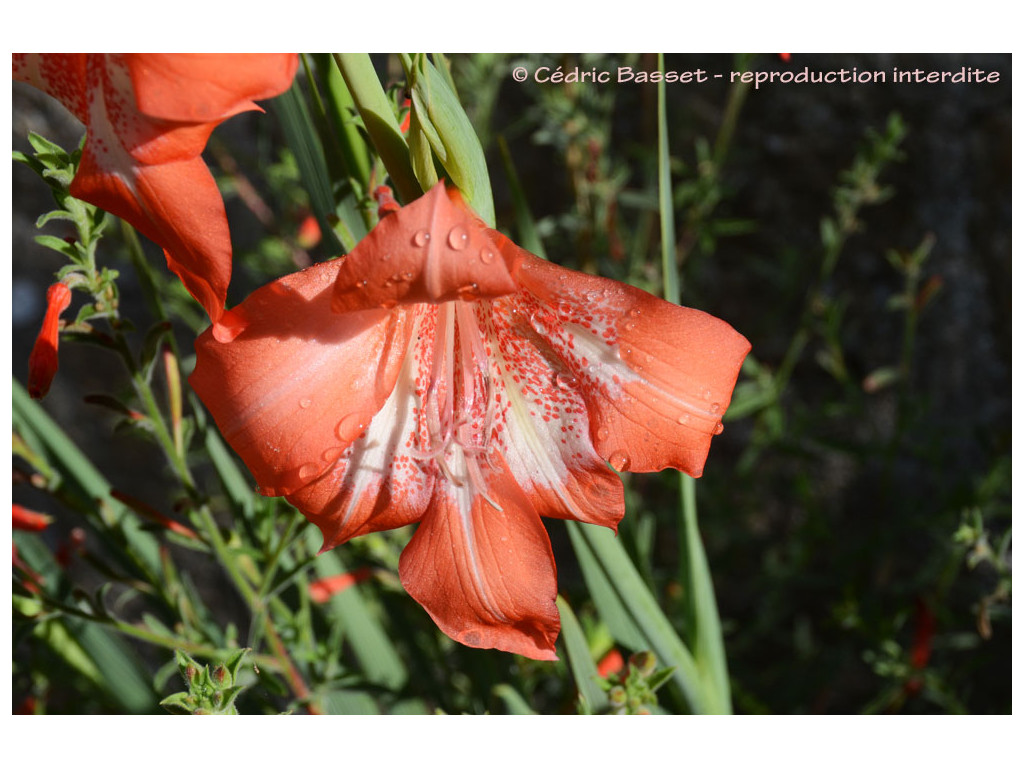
xmin=332 ymin=184 xmax=517 ymax=313
xmin=511 ymin=250 xmax=751 ymax=477
xmin=190 ymin=260 xmax=414 ymax=497
xmin=28 ymin=282 xmax=72 ymax=400
xmin=126 ymin=53 xmax=299 ymax=124
xmin=399 ymin=453 xmax=560 ymax=660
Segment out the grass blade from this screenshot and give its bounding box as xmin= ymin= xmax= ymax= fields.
xmin=556 ymin=594 xmax=609 ymax=713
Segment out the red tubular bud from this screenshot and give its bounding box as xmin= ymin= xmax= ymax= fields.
xmin=28 ymin=283 xmax=72 ymax=399
xmin=13 ymin=503 xmax=53 ymax=532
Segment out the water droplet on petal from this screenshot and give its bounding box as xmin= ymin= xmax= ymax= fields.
xmin=709 ymin=402 xmax=721 ymax=414
xmin=457 ymin=283 xmax=479 ymax=300
xmin=609 ymin=450 xmax=631 ymax=472
xmin=412 ymin=230 xmax=431 ymax=247
xmin=447 ymin=226 xmax=469 ymax=250
xmin=337 ymin=412 xmax=369 ymax=443
xmin=299 ymin=397 xmax=312 ymax=409
xmin=298 ymin=463 xmax=319 ymax=481
xmin=677 ymin=413 xmax=691 ymax=425
xmin=596 ymin=426 xmax=610 ymax=441
xmin=479 ymin=249 xmax=496 ymax=264
xmin=713 ymin=422 xmax=725 ymax=435
xmin=321 ymin=447 xmax=345 ymax=463
xmin=553 ymin=372 xmax=577 ymax=391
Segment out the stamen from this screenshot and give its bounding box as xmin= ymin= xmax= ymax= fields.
xmin=412 ymin=299 xmax=500 ymax=505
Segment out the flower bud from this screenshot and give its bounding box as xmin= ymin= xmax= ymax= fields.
xmin=630 ymin=650 xmax=657 ymax=677
xmin=28 ymin=282 xmax=72 ymax=399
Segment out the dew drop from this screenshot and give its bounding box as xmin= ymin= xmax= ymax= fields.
xmin=457 ymin=283 xmax=479 ymax=299
xmin=321 ymin=447 xmax=345 ymax=464
xmin=412 ymin=230 xmax=431 ymax=247
xmin=447 ymin=226 xmax=469 ymax=251
xmin=336 ymin=412 xmax=368 ymax=443
xmin=713 ymin=422 xmax=725 ymax=435
xmin=609 ymin=450 xmax=631 ymax=472
xmin=298 ymin=463 xmax=319 ymax=481
xmin=677 ymin=413 xmax=691 ymax=425
xmin=709 ymin=402 xmax=721 ymax=414
xmin=299 ymin=397 xmax=312 ymax=409
xmin=596 ymin=426 xmax=610 ymax=441
xmin=479 ymin=249 xmax=496 ymax=264
xmin=553 ymin=372 xmax=577 ymax=391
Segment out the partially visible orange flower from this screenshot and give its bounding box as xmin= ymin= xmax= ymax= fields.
xmin=296 ymin=212 xmax=322 ymax=250
xmin=399 ymin=96 xmax=412 ymax=133
xmin=597 ymin=648 xmax=625 ymax=678
xmin=13 ymin=503 xmax=53 ymax=532
xmin=191 ymin=182 xmax=750 ymax=659
xmin=309 ymin=567 xmax=374 ymax=603
xmin=13 ymin=54 xmax=298 ymax=337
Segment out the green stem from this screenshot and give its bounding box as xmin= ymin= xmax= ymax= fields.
xmin=333 ymin=53 xmax=420 ymax=203
xmin=131 ymin=365 xmax=195 ymax=492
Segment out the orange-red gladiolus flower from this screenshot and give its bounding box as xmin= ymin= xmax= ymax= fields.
xmin=13 ymin=54 xmax=298 ymax=336
xmin=27 ymin=282 xmax=72 ymax=399
xmin=191 ymin=182 xmax=750 ymax=659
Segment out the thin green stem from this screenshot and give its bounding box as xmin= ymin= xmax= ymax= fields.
xmin=197 ymin=506 xmax=257 ymax=605
xmin=658 ymin=53 xmax=680 ymax=307
xmin=659 ymin=53 xmax=732 ymax=714
xmin=257 ymin=510 xmax=304 ymax=602
xmin=131 ymin=366 xmax=195 ymax=491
